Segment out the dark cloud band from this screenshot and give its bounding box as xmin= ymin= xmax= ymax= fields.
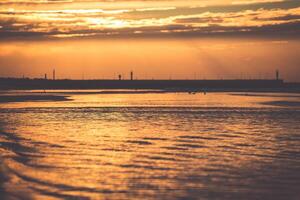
xmin=0 ymin=0 xmax=299 ymax=40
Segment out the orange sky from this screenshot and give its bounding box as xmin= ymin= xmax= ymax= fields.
xmin=0 ymin=0 xmax=299 ymax=81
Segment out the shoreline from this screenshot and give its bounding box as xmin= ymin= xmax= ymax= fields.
xmin=1 ymin=88 xmax=300 ymax=94
xmin=0 ymin=92 xmax=299 ymax=106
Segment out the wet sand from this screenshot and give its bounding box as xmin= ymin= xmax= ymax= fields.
xmin=261 ymin=101 xmax=300 ymax=107
xmin=230 ymin=93 xmax=300 ymax=107
xmin=0 ymin=95 xmax=70 ymax=103
xmin=0 ymin=92 xmax=300 ymax=199
xmin=231 ymin=93 xmax=300 ymax=98
xmin=0 ymin=130 xmax=32 ymax=200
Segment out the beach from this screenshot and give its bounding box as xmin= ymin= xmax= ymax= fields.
xmin=0 ymin=91 xmax=300 ymax=199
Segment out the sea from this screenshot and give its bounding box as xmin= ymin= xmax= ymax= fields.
xmin=0 ymin=91 xmax=300 ymax=200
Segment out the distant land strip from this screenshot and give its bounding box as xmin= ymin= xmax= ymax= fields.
xmin=0 ymin=78 xmax=299 ymax=92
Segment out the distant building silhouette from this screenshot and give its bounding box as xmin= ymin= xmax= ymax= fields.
xmin=130 ymin=71 xmax=133 ymax=80
xmin=118 ymin=74 xmax=122 ymax=80
xmin=45 ymin=73 xmax=47 ymax=80
xmin=276 ymin=70 xmax=279 ymax=80
xmin=53 ymin=69 xmax=56 ymax=80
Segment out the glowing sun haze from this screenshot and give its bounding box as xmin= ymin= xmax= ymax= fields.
xmin=0 ymin=0 xmax=299 ymax=81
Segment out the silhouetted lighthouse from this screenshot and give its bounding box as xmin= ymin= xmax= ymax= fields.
xmin=53 ymin=69 xmax=56 ymax=80
xmin=130 ymin=71 xmax=133 ymax=80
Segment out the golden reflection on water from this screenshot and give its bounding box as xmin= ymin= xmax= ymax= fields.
xmin=1 ymin=92 xmax=299 ymax=109
xmin=0 ymin=92 xmax=300 ymax=199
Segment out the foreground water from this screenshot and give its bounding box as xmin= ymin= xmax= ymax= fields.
xmin=0 ymin=91 xmax=300 ymax=200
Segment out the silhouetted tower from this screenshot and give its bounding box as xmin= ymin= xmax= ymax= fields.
xmin=118 ymin=74 xmax=122 ymax=80
xmin=53 ymin=69 xmax=56 ymax=80
xmin=276 ymin=70 xmax=279 ymax=80
xmin=44 ymin=73 xmax=47 ymax=80
xmin=130 ymin=71 xmax=133 ymax=80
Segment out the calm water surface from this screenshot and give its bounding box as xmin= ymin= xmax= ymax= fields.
xmin=0 ymin=92 xmax=300 ymax=200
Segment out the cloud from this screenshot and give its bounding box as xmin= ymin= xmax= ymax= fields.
xmin=231 ymin=0 xmax=285 ymax=5
xmin=0 ymin=0 xmax=299 ymax=39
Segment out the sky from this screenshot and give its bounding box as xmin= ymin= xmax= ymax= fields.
xmin=0 ymin=0 xmax=299 ymax=81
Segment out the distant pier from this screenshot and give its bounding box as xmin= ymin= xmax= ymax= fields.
xmin=0 ymin=78 xmax=297 ymax=92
